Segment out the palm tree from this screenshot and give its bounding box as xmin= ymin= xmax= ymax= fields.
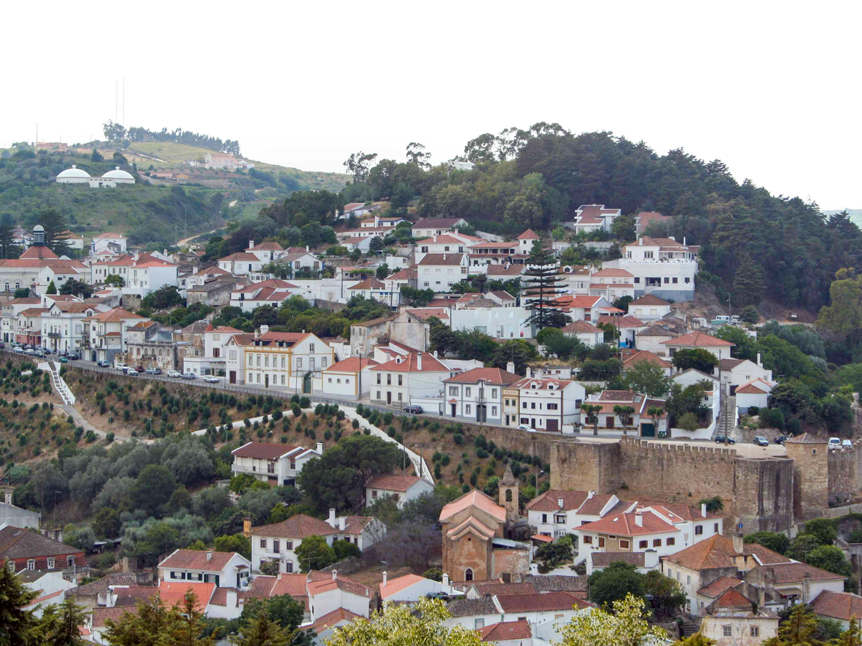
xmin=581 ymin=403 xmax=602 ymax=436
xmin=613 ymin=405 xmax=636 ymax=437
xmin=647 ymin=406 xmax=664 ymax=437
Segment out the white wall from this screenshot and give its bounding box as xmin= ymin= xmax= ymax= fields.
xmin=450 ymin=307 xmax=533 ymax=339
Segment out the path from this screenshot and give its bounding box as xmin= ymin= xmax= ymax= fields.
xmin=58 ymin=404 xmax=140 ymax=444
xmin=177 ymin=227 xmax=219 ymax=247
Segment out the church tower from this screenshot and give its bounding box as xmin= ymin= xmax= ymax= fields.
xmin=499 ymin=464 xmax=520 ymax=523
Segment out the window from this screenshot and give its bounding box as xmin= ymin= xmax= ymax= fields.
xmin=290 ymin=460 xmax=296 ymax=469
xmin=522 ymin=402 xmax=527 ymax=409
xmin=491 ymin=388 xmax=497 ymax=398
xmin=465 ymin=568 xmax=473 ymax=581
xmin=465 ymin=387 xmax=472 ymax=397
xmin=639 ymin=540 xmax=648 ymax=549
xmin=491 ymin=406 xmax=497 ymax=416
xmin=582 ymin=536 xmax=593 ymax=545
xmin=260 ymin=539 xmax=267 ymax=548
xmin=67 ymin=556 xmax=75 ymax=567
xmin=322 ymin=357 xmax=327 ymax=368
xmin=667 ymin=537 xmax=675 ymax=546
xmin=47 ymin=558 xmax=55 ymax=569
xmin=27 ymin=559 xmax=35 ymax=570
xmin=286 ymin=561 xmax=293 ymax=573
xmin=672 ymin=277 xmax=678 ymax=284
xmin=466 ymin=404 xmax=471 ymax=414
xmin=286 ymin=541 xmax=293 ymax=550
xmin=723 ymin=626 xmax=732 ymax=637
xmin=653 ymin=539 xmax=661 ymax=547
xmin=398 ymin=375 xmax=402 ymax=386
xmin=619 ymin=540 xmax=630 ymax=549
xmin=695 ymin=525 xmax=703 ymax=535
xmin=273 ymin=540 xmax=280 ymax=553
xmin=685 ymin=277 xmax=691 ymax=284
xmin=449 ymin=387 xmax=458 ymax=396
xmin=687 ymin=575 xmax=691 ymax=584
xmin=714 ymin=523 xmax=719 ymax=532
xmin=547 ymin=403 xmax=558 ymax=410
xmin=267 ymin=462 xmax=275 ymax=474
xmin=377 ymin=374 xmax=381 ymax=384
xmin=310 ymin=343 xmax=315 ymax=353
xmin=229 ymin=350 xmax=237 ymax=360
xmin=297 ymin=358 xmax=303 ymax=369
xmin=750 ymin=626 xmax=760 ymax=637
xmin=531 ymin=402 xmax=536 ymax=409
xmin=474 ymin=619 xmax=484 ymax=630
xmin=398 ymin=392 xmax=402 ymax=401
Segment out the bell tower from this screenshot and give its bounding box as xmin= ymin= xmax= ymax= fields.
xmin=499 ymin=464 xmax=520 ymax=522
xmin=32 ymin=225 xmax=45 ymax=246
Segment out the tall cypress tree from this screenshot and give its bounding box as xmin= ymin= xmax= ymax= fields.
xmin=521 ymin=240 xmax=567 ymax=330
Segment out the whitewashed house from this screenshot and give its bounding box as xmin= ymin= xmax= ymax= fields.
xmin=417 ymin=253 xmax=469 ymax=292
xmin=440 ymin=366 xmax=521 ymax=424
xmin=502 ymin=374 xmax=585 ymax=434
xmin=231 ymin=442 xmax=322 ymax=486
xmin=322 ymin=357 xmax=378 ymax=399
xmin=369 ymin=351 xmax=452 ymax=408
xmin=365 ymin=474 xmax=435 ymax=508
xmin=628 ymin=294 xmax=672 ymax=320
xmin=158 ymin=549 xmax=251 ymax=589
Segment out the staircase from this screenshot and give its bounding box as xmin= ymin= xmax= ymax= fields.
xmin=40 ymin=361 xmax=75 ymax=405
xmin=715 ymin=395 xmax=736 ymax=440
xmin=680 ymin=618 xmax=699 ymax=638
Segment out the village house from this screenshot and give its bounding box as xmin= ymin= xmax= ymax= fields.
xmin=415 ymin=234 xmax=468 ymax=262
xmin=735 ymin=379 xmax=774 ymax=413
xmin=572 ymin=204 xmax=621 ymax=233
xmin=411 ymin=217 xmax=468 ymax=239
xmin=810 ymin=590 xmax=862 ymax=630
xmin=634 ymin=211 xmax=674 ymax=237
xmin=347 ymin=278 xmax=394 ymax=304
xmin=1 ymin=297 xmax=40 ymax=343
xmin=622 ymin=350 xmax=673 ymax=377
xmin=349 ymin=315 xmax=394 ymax=358
xmin=230 ymin=279 xmax=299 ymax=312
xmin=609 ymin=236 xmax=698 ymax=302
xmin=550 ymin=294 xmax=615 ymax=323
xmin=16 ymin=307 xmax=47 ymax=346
xmin=360 ymin=213 xmax=407 ymax=228
xmin=365 ymin=474 xmax=435 ymax=508
xmin=321 ymin=357 xmax=378 ymax=399
xmin=0 ymin=524 xmax=86 ymax=574
xmin=525 ymin=490 xmax=636 ymax=539
xmin=39 ymin=301 xmax=96 ymax=353
xmin=577 ymin=503 xmax=724 ymax=561
xmin=369 ymin=350 xmax=452 ymax=408
xmin=187 ymin=276 xmax=241 ymax=308
xmin=231 ymin=441 xmax=322 ymax=486
xmin=225 ymin=328 xmax=334 ymax=389
xmin=158 ymin=549 xmax=251 ymax=589
xmin=663 ymin=331 xmax=735 ymax=360
xmin=90 ymin=232 xmax=127 ymax=255
xmin=718 ymin=356 xmax=774 ymax=395
xmin=628 ymin=294 xmax=672 ymax=320
xmin=589 ymin=268 xmax=635 ymax=300
xmin=89 ymin=253 xmax=179 ymax=298
xmin=437 ymin=366 xmax=522 ymax=424
xmin=502 ymin=372 xmax=586 ymax=433
xmin=0 ymin=228 xmax=88 ymax=295
xmin=244 ymin=240 xmax=287 ymax=264
xmin=182 ymin=323 xmax=242 ymax=377
xmin=185 ymin=266 xmax=231 ymax=289
xmin=597 ymin=314 xmax=646 ymax=347
xmin=586 ymin=550 xmax=661 ymax=576
xmin=580 ymin=390 xmax=667 ymax=437
xmin=83 ymin=308 xmax=147 ymax=364
xmin=123 ymin=320 xmax=179 ymax=370
xmin=744 ymin=561 xmax=845 ymax=605
xmin=217 ymin=252 xmax=265 ymax=277
xmin=379 ymin=572 xmax=459 ymax=605
xmin=0 ymin=490 xmax=40 ymax=530
xmin=417 ymin=253 xmax=469 ymax=292
xmin=560 ymin=320 xmax=604 ymax=348
xmin=279 ymin=247 xmax=324 ymax=276
xmin=635 ymin=324 xmax=677 ymax=356
xmin=700 ymin=588 xmax=779 ymax=646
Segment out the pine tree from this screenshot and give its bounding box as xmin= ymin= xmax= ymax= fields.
xmin=46 ymin=280 xmax=57 ymax=294
xmin=0 ymin=563 xmax=40 ymax=644
xmin=0 ymin=223 xmax=19 ymax=260
xmin=521 ymin=240 xmax=567 ymax=330
xmin=36 ymin=207 xmax=71 ymax=257
xmin=732 ymin=252 xmax=765 ymax=308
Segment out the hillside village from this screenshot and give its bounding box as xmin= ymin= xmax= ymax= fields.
xmin=0 ymin=133 xmax=862 ymax=646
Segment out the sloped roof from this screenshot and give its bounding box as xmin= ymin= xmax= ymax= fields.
xmin=406 ymin=308 xmax=450 ymax=321
xmin=370 ymin=352 xmax=450 ymax=373
xmin=630 ymin=294 xmax=671 ymax=306
xmin=597 ymin=315 xmax=645 ymax=329
xmin=158 ymin=549 xmax=239 ymax=572
xmin=663 ymin=534 xmax=738 ymax=570
xmin=811 ymin=590 xmax=862 ymax=622
xmin=496 ymin=591 xmax=592 ymax=612
xmin=250 ymin=514 xmax=337 ymax=538
xmin=479 ymin=620 xmax=531 ymax=642
xmin=762 ymin=562 xmax=845 ymax=583
xmin=20 ymin=245 xmax=59 ymax=260
xmin=663 ymin=331 xmax=734 ymax=347
xmin=785 ymin=433 xmax=826 ymax=445
xmin=157 ymin=581 xmax=215 ymax=611
xmin=348 ymin=278 xmax=386 ymax=290
xmin=623 ymin=350 xmax=672 ymax=369
xmin=86 ymin=308 xmax=145 ymax=323
xmin=447 ymin=597 xmax=498 ymax=617
xmin=0 ymin=525 xmax=81 ymax=560
xmin=413 ymin=218 xmax=464 ymax=229
xmin=312 ymin=608 xmax=362 ymax=633
xmin=562 ymin=320 xmax=603 ymax=334
xmin=417 ymin=253 xmax=464 ymax=266
xmin=379 ymin=574 xmax=425 ymax=599
xmin=698 ymin=576 xmax=743 ymax=598
xmin=525 ymin=490 xmax=589 ymax=513
xmin=440 ymin=490 xmax=506 ymax=523
xmin=306 ymin=571 xmax=370 ymax=598
xmin=736 ymin=381 xmax=769 ymax=394
xmin=444 ymin=367 xmax=521 ymax=385
xmin=325 ymin=357 xmax=378 ymax=373
xmin=579 ymin=510 xmax=677 ymax=537
xmin=232 ymin=442 xmax=301 ymax=460
xmin=518 ymin=229 xmax=539 ymax=240
xmin=366 ymin=474 xmax=424 ymax=492
xmin=592 ymin=268 xmax=633 ymax=278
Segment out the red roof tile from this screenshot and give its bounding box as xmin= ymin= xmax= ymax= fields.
xmin=663 ymin=331 xmax=734 ymax=347
xmin=251 ymin=514 xmax=337 ymax=538
xmin=444 ymin=367 xmax=520 ymax=385
xmin=158 ymin=549 xmax=240 ymax=572
xmin=231 ymin=442 xmax=302 ymax=460
xmin=479 ymin=620 xmax=532 ymax=641
xmin=366 ymin=474 xmax=424 ymax=492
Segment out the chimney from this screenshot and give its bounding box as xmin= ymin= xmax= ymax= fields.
xmin=757 ymin=352 xmax=762 ymax=367
xmin=433 ymin=235 xmax=437 ymax=243
xmin=635 ymin=511 xmax=644 ymax=527
xmin=306 ymin=246 xmax=309 ymax=252
xmin=558 ymin=498 xmax=564 ymax=509
xmin=638 ymin=238 xmax=643 ymax=246
xmin=206 ymin=551 xmax=213 ymax=562
xmin=526 ymin=367 xmax=532 ymax=378
xmin=442 ymin=573 xmax=449 ymax=587
xmin=644 ymin=550 xmax=659 ymax=569
xmin=507 ymin=361 xmax=515 ymax=374
xmin=765 ymin=568 xmax=775 ymax=595
xmin=803 ymin=572 xmax=811 ymax=604
xmin=587 ymin=490 xmax=595 ymax=499
xmin=732 ymin=533 xmax=744 ymax=555
xmin=260 ymin=325 xmax=269 ymax=335
xmin=683 ymin=236 xmax=687 ymax=246
xmin=417 ymin=353 xmax=423 ymax=370
xmin=443 ymin=254 xmax=446 ymax=261
xmin=4 ymin=490 xmax=11 ymax=505
xmin=328 ymin=508 xmax=336 ymax=528
xmin=701 ymin=503 xmax=707 ymax=518
xmin=332 ymin=570 xmax=338 ymax=581
xmin=316 ymin=442 xmax=323 ymax=454
xmin=758 ymin=583 xmax=765 ymax=608
xmin=254 ymin=329 xmax=259 ymax=340
xmin=249 ymin=240 xmax=255 ymax=249
xmin=243 ymin=518 xmax=251 ymax=537
xmin=339 ymin=517 xmax=346 ymax=531
xmin=433 ymin=350 xmax=438 ymax=358
xmin=382 ymin=571 xmax=388 ymax=586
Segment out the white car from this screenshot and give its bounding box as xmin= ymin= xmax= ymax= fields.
xmin=12 ymin=347 xmax=23 ymax=354
xmin=843 ymin=439 xmax=853 ymax=448
xmin=828 ymin=437 xmax=842 ymax=450
xmin=115 ymin=363 xmax=128 ymax=371
xmin=166 ymin=370 xmax=182 ymax=378
xmin=202 ymin=376 xmax=220 ymax=383
xmin=517 ymin=424 xmax=537 ymax=433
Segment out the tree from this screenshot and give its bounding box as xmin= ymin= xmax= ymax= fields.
xmin=677 ymin=634 xmax=717 ymax=646
xmin=678 ymin=412 xmax=700 ymax=432
xmin=642 ymin=570 xmax=686 ymax=618
xmin=672 ymin=349 xmax=718 ymax=374
xmin=333 ymin=539 xmax=361 ymax=561
xmin=623 ymin=361 xmax=672 ymax=397
xmin=405 ymin=142 xmax=432 ymax=169
xmin=489 ymin=340 xmax=536 ymax=374
xmin=343 ymin=151 xmax=378 ymax=185
xmin=588 ymin=562 xmax=645 ymax=607
xmin=294 ymin=535 xmax=336 ymax=572
xmin=45 ymin=280 xmax=57 ymax=294
xmin=786 ymin=534 xmax=821 ymax=563
xmin=326 ymin=598 xmax=481 ymax=646
xmin=240 ymin=596 xmax=305 ymax=632
xmin=818 ymin=269 xmax=862 ymax=341
xmin=521 ymin=241 xmax=566 ymax=330
xmin=698 ymin=496 xmax=724 ymax=513
xmin=0 ymin=561 xmax=39 ymax=644
xmin=806 ymin=545 xmax=853 ymax=578
xmin=743 ymin=531 xmax=790 ymax=555
xmin=91 ymin=148 xmax=104 ymax=162
xmin=105 ymin=592 xmax=216 ymax=646
xmin=733 ymin=252 xmax=765 ymax=307
xmin=105 ymin=274 xmax=125 ymax=287
xmin=614 ymin=405 xmax=636 ymax=437
xmin=39 ymin=596 xmax=89 ymax=646
xmin=375 ymin=263 xmax=389 ymax=280
xmin=93 ymin=507 xmax=121 ymax=539
xmin=233 ymin=610 xmax=294 ymax=646
xmin=763 ymin=604 xmax=821 ymax=646
xmin=581 ymin=404 xmax=602 ymax=436
xmin=214 ymin=533 xmax=252 ymax=560
xmin=647 ymin=407 xmax=664 ymax=435
xmin=297 ymin=435 xmax=402 ymax=513
xmin=559 ymin=593 xmax=667 ymax=646
xmin=142 ymin=286 xmax=185 ymax=310
xmin=36 ymin=207 xmax=72 ymax=257
xmin=0 ymin=223 xmax=20 ymax=260
xmin=129 ymin=464 xmax=178 ymax=516
xmin=59 ymin=279 xmax=93 ymax=298
xmin=805 ymin=518 xmax=838 ymax=546
xmin=741 ymin=305 xmax=760 ymax=325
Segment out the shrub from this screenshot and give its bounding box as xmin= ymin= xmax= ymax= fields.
xmin=747 ymin=406 xmax=760 ymax=417
xmin=300 ymin=397 xmax=310 ymax=409
xmin=453 ymin=433 xmax=464 ymax=446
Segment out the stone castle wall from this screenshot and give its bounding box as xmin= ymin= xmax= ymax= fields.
xmin=829 ymin=447 xmax=862 ymax=505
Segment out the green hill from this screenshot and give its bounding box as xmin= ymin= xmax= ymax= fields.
xmin=824 ymin=209 xmax=862 ymax=229
xmin=0 ymin=143 xmax=349 ymax=249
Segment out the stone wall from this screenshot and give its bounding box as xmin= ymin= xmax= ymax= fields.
xmin=785 ymin=441 xmax=829 ymax=520
xmin=733 ymin=458 xmax=795 ymax=533
xmin=549 ymin=442 xmax=620 ymax=493
xmin=829 ymin=448 xmax=862 ymax=505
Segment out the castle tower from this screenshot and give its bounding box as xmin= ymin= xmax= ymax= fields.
xmin=784 ymin=433 xmax=828 ymax=520
xmin=500 ymin=464 xmax=520 ymax=522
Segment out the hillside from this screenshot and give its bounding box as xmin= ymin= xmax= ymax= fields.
xmin=0 ymin=142 xmax=349 ymax=249
xmin=825 ymin=208 xmax=862 ymax=229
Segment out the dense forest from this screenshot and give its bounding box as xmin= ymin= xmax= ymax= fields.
xmin=103 ymin=121 xmax=241 ymax=156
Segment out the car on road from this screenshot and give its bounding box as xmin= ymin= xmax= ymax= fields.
xmin=843 ymin=439 xmax=853 ymax=448
xmin=24 ymin=348 xmax=36 ymax=355
xmin=12 ymin=347 xmax=23 ymax=354
xmin=97 ymin=360 xmax=111 ymax=367
xmin=774 ymin=435 xmax=788 ymax=444
xmin=402 ymin=405 xmax=423 ymax=414
xmin=125 ymin=369 xmax=138 ymax=376
xmin=134 ymin=366 xmax=145 ymax=373
xmin=202 ymin=376 xmax=220 ymax=383
xmin=59 ymin=357 xmax=69 ymax=364
xmin=829 ymin=437 xmax=842 ymax=450
xmin=517 ymin=424 xmax=537 ymax=433
xmin=753 ymin=436 xmax=770 ymax=447
xmin=166 ymin=370 xmax=181 ymax=378
xmin=714 ymin=434 xmax=736 ymax=444
xmin=66 ymin=353 xmax=79 ymax=360
xmin=145 ymin=368 xmax=162 ymax=375
xmin=181 ymin=372 xmax=196 ymax=380
xmin=115 ymin=363 xmax=128 ymax=371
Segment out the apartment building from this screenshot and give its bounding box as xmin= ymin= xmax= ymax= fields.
xmin=224 ymin=328 xmax=334 ymax=390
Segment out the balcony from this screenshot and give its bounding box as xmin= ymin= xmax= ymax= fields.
xmin=47 ymin=331 xmax=62 ymax=338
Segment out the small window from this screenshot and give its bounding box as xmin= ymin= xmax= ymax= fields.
xmin=653 ymin=539 xmax=661 ymax=547
xmin=751 ymin=626 xmax=759 ymax=637
xmin=27 ymin=559 xmax=35 ymax=570
xmin=474 ymin=619 xmax=484 ymax=630
xmin=260 ymin=539 xmax=267 ymax=548
xmin=619 ymin=540 xmax=630 ymax=549
xmin=639 ymin=540 xmax=648 ymax=549
xmin=465 ymin=568 xmax=473 ymax=581
xmin=723 ymin=626 xmax=732 ymax=637
xmin=714 ymin=523 xmax=719 ymax=532
xmin=47 ymin=558 xmax=55 ymax=569
xmin=286 ymin=541 xmax=293 ymax=550
xmin=695 ymin=526 xmax=703 ymax=535
xmin=582 ymin=536 xmax=593 ymax=545
xmin=667 ymin=537 xmax=675 ymax=546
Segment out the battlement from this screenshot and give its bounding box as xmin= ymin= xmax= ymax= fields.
xmin=620 ymin=437 xmax=735 ymax=459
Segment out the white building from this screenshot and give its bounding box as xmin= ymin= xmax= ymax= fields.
xmin=158 ymin=549 xmax=251 ymax=589
xmin=365 ymin=474 xmax=434 ymax=508
xmin=560 ymin=320 xmax=604 ymax=347
xmin=182 ymin=323 xmax=243 ymax=377
xmin=369 ymin=351 xmax=452 ymax=408
xmin=503 ymin=374 xmax=585 ymax=434
xmin=589 ymin=268 xmax=635 ymax=300
xmin=225 ymin=329 xmax=335 ymax=390
xmin=526 ymin=490 xmax=636 ymax=539
xmin=449 ymin=307 xmax=534 ymax=340
xmin=412 ymin=218 xmax=468 ymax=239
xmin=1 ymin=297 xmax=41 ymax=343
xmin=40 ymin=301 xmax=96 ymax=353
xmin=663 ymin=331 xmax=735 ymax=361
xmin=607 ymin=236 xmax=699 ymax=302
xmin=416 ymin=235 xmax=469 ymax=263
xmin=438 ymin=366 xmax=521 ymax=424
xmin=84 ymin=308 xmax=148 ymax=364
xmin=628 ymin=294 xmax=672 ymax=320
xmin=231 ymin=441 xmax=322 ymax=486
xmin=322 ymin=357 xmax=378 ymax=399
xmin=580 ymin=389 xmax=667 ymax=437
xmin=218 ymin=252 xmax=264 ymax=276
xmin=230 ymin=279 xmax=299 ymax=313
xmin=718 ymin=356 xmax=774 ymax=395
xmin=379 ymin=573 xmax=459 ymax=604
xmin=417 ymin=253 xmax=469 ymax=292
xmin=572 ymin=204 xmax=621 ymax=233
xmin=90 ymin=232 xmax=128 ymax=256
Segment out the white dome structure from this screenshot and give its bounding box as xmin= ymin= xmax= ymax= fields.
xmin=56 ymin=165 xmax=91 ymax=184
xmin=101 ymin=167 xmax=135 ymax=184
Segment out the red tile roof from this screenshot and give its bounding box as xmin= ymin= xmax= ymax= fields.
xmin=597 ymin=315 xmax=645 ymax=328
xmin=158 ymin=549 xmax=239 ymax=572
xmin=698 ymin=576 xmax=742 ymax=598
xmin=157 ymin=581 xmax=215 ymax=611
xmin=379 ymin=574 xmax=425 ymax=599
xmin=20 ymin=245 xmax=59 ymax=260
xmin=325 ymin=357 xmax=378 ymax=372
xmin=348 ymin=278 xmax=386 ymax=290
xmin=406 ymin=308 xmax=450 ymax=321
xmin=444 ymin=367 xmax=521 ymax=385
xmin=366 ymin=474 xmax=424 ymax=492
xmin=663 ymin=535 xmax=739 ymax=570
xmin=479 ymin=620 xmax=532 ymax=642
xmin=622 ymin=350 xmax=672 ymax=370
xmin=307 ymin=572 xmax=371 ymax=598
xmin=440 ymin=490 xmax=506 ymax=523
xmin=370 ymin=352 xmax=449 ymax=373
xmin=312 ymin=608 xmax=363 ymax=633
xmin=663 ymin=331 xmax=734 ymax=347
xmin=518 ymin=230 xmax=539 ymax=240
xmin=251 ymin=514 xmax=337 ymax=538
xmin=496 ymin=592 xmax=592 ymax=613
xmin=579 ymin=510 xmax=677 ymax=537
xmin=562 ymin=320 xmax=603 ymax=334
xmin=630 ymin=294 xmax=671 ymax=306
xmin=417 ymin=253 xmax=465 ymax=265
xmin=592 ymin=268 xmax=634 ymax=278
xmin=810 ymin=590 xmax=862 ymax=622
xmin=525 ymin=490 xmax=588 ymax=513
xmin=232 ymin=442 xmax=301 ymax=460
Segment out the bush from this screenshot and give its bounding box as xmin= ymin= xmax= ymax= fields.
xmin=300 ymin=397 xmax=310 ymax=409
xmin=453 ymin=433 xmax=464 ymax=446
xmin=747 ymin=406 xmax=760 ymax=417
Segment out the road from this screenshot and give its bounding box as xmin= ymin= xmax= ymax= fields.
xmin=177 ymin=227 xmax=219 ymax=247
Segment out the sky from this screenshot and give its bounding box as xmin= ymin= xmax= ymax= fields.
xmin=3 ymin=1 xmax=860 ymax=209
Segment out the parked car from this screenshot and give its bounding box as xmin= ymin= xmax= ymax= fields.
xmin=829 ymin=437 xmax=842 ymax=450
xmin=24 ymin=348 xmax=35 ymax=355
xmin=97 ymin=360 xmax=111 ymax=367
xmin=181 ymin=373 xmax=196 ymax=380
xmin=134 ymin=366 xmax=145 ymax=373
xmin=753 ymin=436 xmax=770 ymax=447
xmin=843 ymin=439 xmax=853 ymax=448
xmin=517 ymin=424 xmax=537 ymax=433
xmin=0 ymin=342 xmax=7 ymax=349
xmin=66 ymin=353 xmax=79 ymax=360
xmin=774 ymin=435 xmax=788 ymax=444
xmin=714 ymin=434 xmax=736 ymax=444
xmin=115 ymin=363 xmax=128 ymax=371
xmin=166 ymin=370 xmax=181 ymax=378
xmin=59 ymin=357 xmax=69 ymax=364
xmin=145 ymin=368 xmax=162 ymax=375
xmin=12 ymin=347 xmax=24 ymax=354
xmin=403 ymin=405 xmax=423 ymax=414
xmin=202 ymin=376 xmax=220 ymax=383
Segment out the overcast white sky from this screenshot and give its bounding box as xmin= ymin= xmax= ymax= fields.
xmin=3 ymin=1 xmax=860 ymax=209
